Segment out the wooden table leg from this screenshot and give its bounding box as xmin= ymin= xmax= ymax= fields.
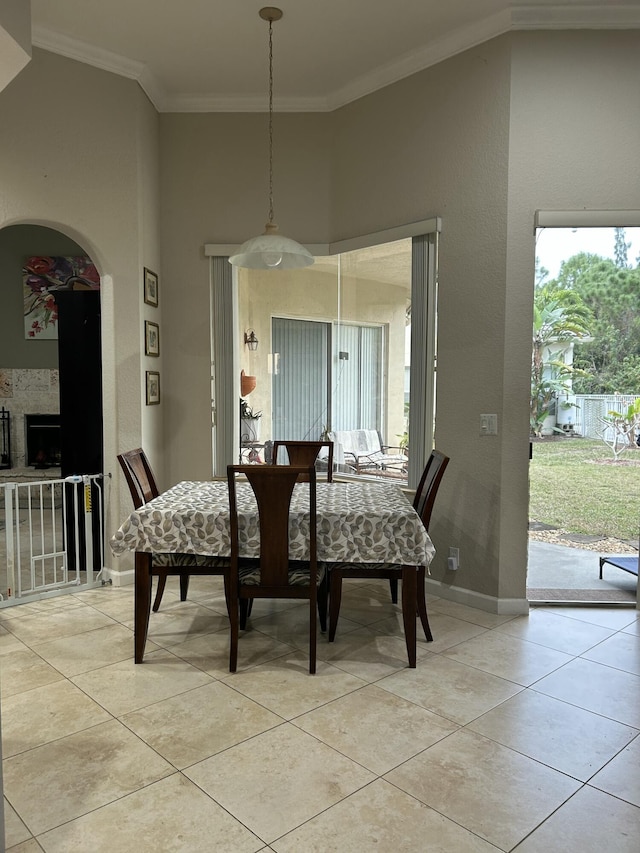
xmin=134 ymin=552 xmax=152 ymax=663
xmin=401 ymin=566 xmax=417 ymax=668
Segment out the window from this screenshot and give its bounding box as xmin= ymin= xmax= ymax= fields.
xmin=207 ymin=218 xmax=439 ymax=488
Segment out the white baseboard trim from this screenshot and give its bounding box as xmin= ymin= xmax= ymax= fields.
xmin=425 ymin=578 xmax=529 ymax=615
xmin=102 ymin=566 xmax=134 ymax=587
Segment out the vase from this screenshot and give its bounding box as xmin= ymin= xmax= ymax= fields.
xmin=241 ymin=369 xmax=256 ymax=397
xmin=241 ymin=416 xmax=261 ymax=442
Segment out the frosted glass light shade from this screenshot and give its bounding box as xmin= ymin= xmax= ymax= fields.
xmin=229 ymin=224 xmax=314 ymax=270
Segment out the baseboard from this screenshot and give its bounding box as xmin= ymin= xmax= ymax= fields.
xmin=424 ymin=577 xmax=529 ymax=615
xmin=102 ymin=566 xmax=134 ymax=587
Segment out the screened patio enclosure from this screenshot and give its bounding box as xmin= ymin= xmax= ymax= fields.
xmin=207 ymin=219 xmax=439 ymax=489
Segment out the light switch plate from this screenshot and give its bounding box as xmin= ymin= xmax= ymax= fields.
xmin=480 ymin=414 xmax=498 ymax=435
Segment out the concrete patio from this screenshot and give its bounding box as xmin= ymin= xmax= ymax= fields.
xmin=528 ymin=539 xmax=638 ymax=604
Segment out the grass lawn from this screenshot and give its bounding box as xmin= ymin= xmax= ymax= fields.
xmin=529 ymin=437 xmax=640 ymax=541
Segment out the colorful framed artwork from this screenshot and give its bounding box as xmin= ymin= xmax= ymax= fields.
xmin=23 ymin=256 xmax=100 ymax=340
xmin=145 ymin=321 xmax=160 ymax=356
xmin=146 ymin=371 xmax=160 ymax=405
xmin=143 ymin=268 xmax=158 ymax=307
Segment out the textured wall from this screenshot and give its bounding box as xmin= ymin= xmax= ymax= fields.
xmin=0 ymin=49 xmax=160 ymax=571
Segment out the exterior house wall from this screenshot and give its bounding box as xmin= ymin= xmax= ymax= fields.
xmin=237 ymin=265 xmax=408 ymax=449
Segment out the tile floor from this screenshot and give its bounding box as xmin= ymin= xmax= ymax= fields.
xmin=0 ymin=578 xmax=639 ymax=852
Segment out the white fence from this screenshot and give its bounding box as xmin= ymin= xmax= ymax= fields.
xmin=0 ymin=474 xmax=106 ymax=607
xmin=572 ymin=395 xmax=640 ymax=441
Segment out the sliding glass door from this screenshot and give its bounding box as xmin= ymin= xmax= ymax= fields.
xmin=272 ymin=317 xmax=384 ymax=441
xmin=272 ymin=318 xmax=330 ymax=440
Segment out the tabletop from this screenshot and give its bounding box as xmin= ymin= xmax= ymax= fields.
xmin=111 ymin=479 xmax=435 ymax=568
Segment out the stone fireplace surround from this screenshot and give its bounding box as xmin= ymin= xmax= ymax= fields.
xmin=0 ymin=368 xmax=60 ymax=478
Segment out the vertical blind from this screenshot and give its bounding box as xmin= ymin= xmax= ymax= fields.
xmin=272 ymin=318 xmax=330 ymax=441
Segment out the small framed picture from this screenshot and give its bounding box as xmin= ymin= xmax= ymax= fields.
xmin=143 ymin=267 xmax=158 ymax=307
xmin=144 ymin=321 xmax=159 ymax=356
xmin=146 ymin=370 xmax=160 ymax=405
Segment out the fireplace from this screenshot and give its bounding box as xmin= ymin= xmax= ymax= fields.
xmin=25 ymin=414 xmax=61 ymax=468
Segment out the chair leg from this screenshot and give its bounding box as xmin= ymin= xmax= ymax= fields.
xmin=152 ymin=572 xmax=167 ymax=612
xmin=328 ymin=567 xmax=342 ymax=642
xmin=179 ymin=573 xmax=190 ymax=601
xmin=309 ymin=594 xmax=317 ymax=674
xmin=229 ymin=598 xmax=240 ymax=673
xmin=389 ymin=577 xmax=398 ymax=604
xmin=416 ymin=566 xmax=433 ymax=642
xmin=223 ymin=574 xmax=231 ymax=618
xmin=317 ymin=572 xmax=328 ymax=633
xmin=239 ymin=599 xmax=250 ymax=630
xmin=401 ymin=566 xmax=417 ymax=668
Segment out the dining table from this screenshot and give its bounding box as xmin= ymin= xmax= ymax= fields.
xmin=110 ymin=478 xmax=436 ymax=665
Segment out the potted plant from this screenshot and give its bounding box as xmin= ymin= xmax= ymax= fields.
xmin=240 ymin=398 xmax=262 ymax=442
xmin=397 ymin=431 xmax=409 ymax=455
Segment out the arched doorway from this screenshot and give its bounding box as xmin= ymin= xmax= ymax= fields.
xmin=0 ymin=222 xmax=104 ymax=598
xmin=0 ymin=223 xmax=102 ymax=476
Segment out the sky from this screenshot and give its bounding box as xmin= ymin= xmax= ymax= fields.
xmin=535 ymin=226 xmax=640 ymax=280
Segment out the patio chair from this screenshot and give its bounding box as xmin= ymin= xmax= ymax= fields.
xmin=328 ymin=429 xmax=406 ymax=474
xmin=599 ymin=552 xmax=639 ymax=579
xmin=118 ymin=448 xmax=231 ymax=613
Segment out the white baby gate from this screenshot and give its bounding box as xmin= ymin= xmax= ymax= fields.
xmin=0 ymin=474 xmax=107 ymax=607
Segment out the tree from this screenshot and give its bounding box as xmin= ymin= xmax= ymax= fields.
xmin=614 ymin=226 xmax=630 ymax=268
xmin=531 ymin=286 xmax=592 ymax=436
xmin=550 ymin=253 xmax=640 ymax=393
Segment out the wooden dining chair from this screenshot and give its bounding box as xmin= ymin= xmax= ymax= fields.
xmin=271 ymin=440 xmax=334 ymax=481
xmin=227 ymin=464 xmax=326 ymax=674
xmin=117 ymin=448 xmax=231 ymax=613
xmin=326 ymin=449 xmax=450 ymax=656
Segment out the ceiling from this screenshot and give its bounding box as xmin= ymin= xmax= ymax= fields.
xmin=30 ymin=0 xmax=640 ymax=112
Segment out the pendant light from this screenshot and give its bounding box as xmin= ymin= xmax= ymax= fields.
xmin=229 ymin=7 xmax=314 ymax=271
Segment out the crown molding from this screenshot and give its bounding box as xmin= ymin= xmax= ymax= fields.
xmin=512 ymin=3 xmax=640 ymax=30
xmin=326 ymin=9 xmax=513 ymax=112
xmin=32 ymin=25 xmax=167 ymax=110
xmin=160 ymin=93 xmax=331 ymax=114
xmin=32 ymin=25 xmax=144 ymax=80
xmin=32 ymin=5 xmax=640 ymax=114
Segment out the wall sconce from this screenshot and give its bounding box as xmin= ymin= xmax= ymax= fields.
xmin=244 ymin=330 xmax=259 ymax=351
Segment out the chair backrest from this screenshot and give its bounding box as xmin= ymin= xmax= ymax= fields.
xmin=117 ymin=448 xmax=160 ymax=509
xmin=413 ymin=450 xmax=450 ymax=530
xmin=227 ymin=464 xmax=317 ymax=588
xmin=271 ymin=440 xmax=334 ymax=482
xmin=328 ymin=429 xmax=381 ymax=457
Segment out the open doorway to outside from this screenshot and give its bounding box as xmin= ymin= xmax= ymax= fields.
xmin=528 ymin=220 xmax=640 ymax=605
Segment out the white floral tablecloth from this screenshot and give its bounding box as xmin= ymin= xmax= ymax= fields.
xmin=110 ymin=480 xmax=435 ymax=568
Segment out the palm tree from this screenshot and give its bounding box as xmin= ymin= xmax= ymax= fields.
xmin=531 ymin=287 xmax=592 ymax=437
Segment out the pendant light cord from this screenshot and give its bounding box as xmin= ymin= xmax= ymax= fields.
xmin=267 ymin=17 xmax=275 ymax=227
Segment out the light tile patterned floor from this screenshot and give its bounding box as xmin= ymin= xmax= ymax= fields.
xmin=1 ymin=578 xmax=639 ymax=852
